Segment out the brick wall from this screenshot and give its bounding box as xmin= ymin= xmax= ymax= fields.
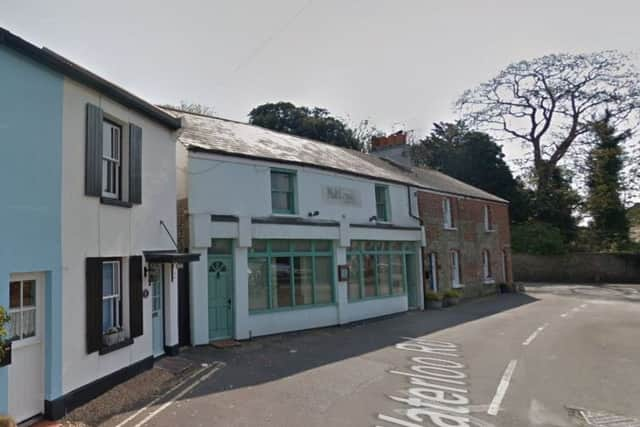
xmin=417 ymin=191 xmax=512 ymax=298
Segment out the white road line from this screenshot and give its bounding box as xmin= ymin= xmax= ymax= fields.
xmin=580 ymin=304 xmax=588 ymax=308
xmin=522 ymin=323 xmax=549 ymax=346
xmin=487 ymin=360 xmax=518 ymax=416
xmin=560 ymin=313 xmax=568 ymax=318
xmin=114 ymin=366 xmax=209 ymax=427
xmin=133 ymin=363 xmax=223 ymax=427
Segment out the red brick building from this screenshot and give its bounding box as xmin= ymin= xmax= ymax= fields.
xmin=371 ymin=133 xmax=513 ymax=298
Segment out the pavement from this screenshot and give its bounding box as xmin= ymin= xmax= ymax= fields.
xmin=77 ymin=283 xmax=640 ymax=427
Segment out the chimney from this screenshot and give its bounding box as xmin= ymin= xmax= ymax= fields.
xmin=369 ymin=131 xmax=413 ymax=168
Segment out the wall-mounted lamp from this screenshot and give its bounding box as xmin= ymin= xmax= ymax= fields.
xmin=308 ymin=210 xmax=320 ymax=217
xmin=369 ymin=215 xmax=377 ymax=222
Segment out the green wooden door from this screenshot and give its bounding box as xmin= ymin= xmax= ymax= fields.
xmin=208 ymin=256 xmax=233 ymax=340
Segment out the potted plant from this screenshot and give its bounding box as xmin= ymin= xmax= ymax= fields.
xmin=443 ymin=289 xmax=462 ymax=306
xmin=424 ymin=290 xmax=443 ymax=309
xmin=0 ymin=306 xmax=11 ymax=367
xmin=103 ymin=327 xmax=124 ymax=347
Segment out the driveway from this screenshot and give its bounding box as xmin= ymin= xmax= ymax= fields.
xmin=75 ymin=284 xmax=640 ymax=427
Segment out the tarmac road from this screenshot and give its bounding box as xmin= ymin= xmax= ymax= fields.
xmin=110 ymin=284 xmax=640 ymax=427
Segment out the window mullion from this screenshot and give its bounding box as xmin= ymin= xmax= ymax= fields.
xmin=312 ymin=255 xmax=316 ymax=305
xmin=290 ymin=255 xmax=295 ymax=307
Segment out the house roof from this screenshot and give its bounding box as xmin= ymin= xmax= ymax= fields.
xmin=165 ymin=108 xmax=508 ymax=204
xmin=0 ymin=27 xmax=181 ymax=130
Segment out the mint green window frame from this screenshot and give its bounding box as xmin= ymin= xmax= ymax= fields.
xmin=248 ymin=239 xmax=335 ymax=313
xmin=347 ymin=241 xmax=416 ymax=302
xmin=375 ymin=185 xmax=390 ymax=221
xmin=271 ymin=168 xmax=297 ymax=214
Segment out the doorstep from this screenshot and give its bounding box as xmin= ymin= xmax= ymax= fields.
xmin=210 ymin=339 xmax=241 ymax=349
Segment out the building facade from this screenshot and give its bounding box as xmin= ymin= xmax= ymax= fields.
xmin=369 ymin=134 xmax=513 ymax=297
xmin=0 ymin=28 xmax=196 ymax=422
xmin=172 ymin=111 xmax=426 ymax=344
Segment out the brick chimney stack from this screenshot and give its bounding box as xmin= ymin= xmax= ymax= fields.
xmin=369 ymin=131 xmax=413 ymax=168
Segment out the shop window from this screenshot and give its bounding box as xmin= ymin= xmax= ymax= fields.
xmin=271 ymin=169 xmax=297 ymax=214
xmin=347 ymin=240 xmax=416 ymax=301
xmin=248 ymin=240 xmax=334 ymax=312
xmin=375 ymin=184 xmax=390 ymax=221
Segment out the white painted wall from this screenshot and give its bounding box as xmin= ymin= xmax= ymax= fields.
xmin=187 ymin=153 xmax=416 ymax=225
xmin=186 ymin=150 xmax=425 ymax=343
xmin=60 ymin=78 xmax=178 ymax=394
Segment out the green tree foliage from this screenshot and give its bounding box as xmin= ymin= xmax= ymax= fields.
xmin=529 ymin=162 xmax=581 ymax=244
xmin=512 ymin=222 xmax=568 ymax=255
xmin=248 ymin=102 xmax=363 ymax=150
xmin=411 ymin=122 xmax=531 ymax=223
xmin=585 ymin=114 xmax=630 ymax=250
xmin=0 ymin=306 xmax=9 ymax=360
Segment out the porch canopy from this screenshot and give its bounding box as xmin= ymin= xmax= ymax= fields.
xmin=143 ymin=250 xmax=200 ymax=263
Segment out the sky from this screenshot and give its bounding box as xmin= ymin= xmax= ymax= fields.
xmin=3 ymin=0 xmax=640 ymax=166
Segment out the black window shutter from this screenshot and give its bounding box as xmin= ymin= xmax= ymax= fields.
xmin=129 ymin=124 xmax=142 ymax=204
xmin=86 ymin=104 xmax=103 ymax=197
xmin=129 ymin=256 xmax=144 ymax=338
xmin=86 ymin=258 xmax=103 ymax=353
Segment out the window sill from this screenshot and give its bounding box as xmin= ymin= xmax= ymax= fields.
xmin=484 ymin=229 xmax=496 ymax=233
xmin=271 ymin=212 xmax=299 ymax=217
xmin=100 ymin=197 xmax=133 ymax=208
xmin=452 ymin=284 xmax=465 ymax=289
xmin=443 ymin=226 xmax=457 ymax=231
xmin=483 ymin=278 xmax=496 ymax=284
xmin=99 ymin=337 xmax=134 ymax=355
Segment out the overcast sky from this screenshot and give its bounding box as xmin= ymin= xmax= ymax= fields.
xmin=3 ymin=0 xmax=640 ymax=164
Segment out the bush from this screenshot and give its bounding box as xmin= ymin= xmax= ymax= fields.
xmin=443 ymin=289 xmax=462 ymax=299
xmin=425 ymin=290 xmax=442 ymax=301
xmin=512 ymin=221 xmax=568 ymax=255
xmin=0 ymin=306 xmax=9 ymax=361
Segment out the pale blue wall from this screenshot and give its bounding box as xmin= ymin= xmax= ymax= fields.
xmin=0 ymin=46 xmax=63 ymax=414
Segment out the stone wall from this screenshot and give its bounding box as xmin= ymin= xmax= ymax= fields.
xmin=417 ymin=192 xmax=513 ymax=298
xmin=513 ymin=253 xmax=640 ymax=283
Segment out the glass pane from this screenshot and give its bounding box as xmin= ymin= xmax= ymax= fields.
xmin=349 ymin=240 xmax=364 ymax=252
xmin=272 ymin=191 xmax=290 ymax=211
xmin=102 ymin=299 xmax=114 ymax=332
xmin=314 ymin=240 xmax=331 ymax=252
xmin=292 ymin=240 xmax=312 ymax=252
xmin=21 ymin=309 xmax=36 ymax=338
xmin=314 ymin=257 xmax=333 ymax=304
xmin=22 ymin=280 xmax=36 ymax=307
xmin=270 ymin=240 xmax=290 ymax=252
xmin=293 ymin=257 xmax=313 ymax=305
xmin=376 ymin=203 xmax=387 ymax=220
xmin=8 ymin=311 xmax=20 ymax=341
xmin=271 ymin=172 xmax=291 ymax=191
xmin=251 ymin=240 xmax=268 ymax=253
xmin=348 ymin=255 xmax=360 ymax=301
xmin=248 ymin=258 xmax=269 ymax=310
xmin=363 ymin=254 xmax=376 ymax=297
xmin=391 ymin=254 xmax=404 ymax=295
xmin=364 ymin=241 xmax=377 ymax=252
xmin=272 ymin=257 xmax=292 ymax=308
xmin=9 ymin=281 xmax=20 ymax=309
xmin=102 ymin=263 xmax=115 ymax=296
xmin=209 ymin=239 xmax=233 ymax=254
xmin=389 ymin=241 xmax=402 ymax=251
xmin=378 ymin=255 xmax=390 ymax=296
